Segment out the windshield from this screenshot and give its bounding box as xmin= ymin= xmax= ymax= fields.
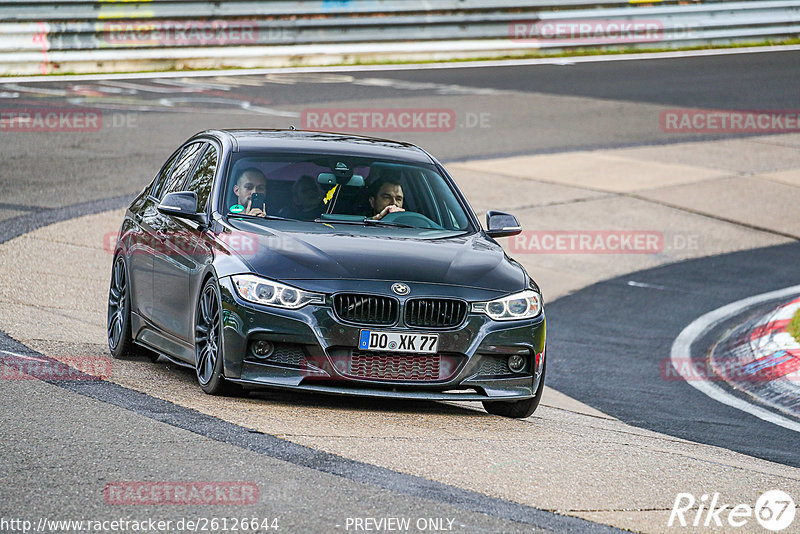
xmin=222 ymin=153 xmax=473 ymax=233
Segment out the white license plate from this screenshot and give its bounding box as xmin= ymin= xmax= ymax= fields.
xmin=358 ymin=330 xmax=439 ymax=354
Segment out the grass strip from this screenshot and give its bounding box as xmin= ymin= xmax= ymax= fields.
xmin=789 ymin=307 xmax=800 ymax=345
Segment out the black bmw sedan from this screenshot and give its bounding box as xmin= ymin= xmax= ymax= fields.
xmin=107 ymin=130 xmax=546 ymax=418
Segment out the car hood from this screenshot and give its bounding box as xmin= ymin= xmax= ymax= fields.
xmin=219 ymin=221 xmax=526 ymax=294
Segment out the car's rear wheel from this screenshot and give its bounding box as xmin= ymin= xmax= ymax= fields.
xmin=108 ymin=255 xmax=158 ymax=361
xmin=195 ymin=278 xmax=240 ymax=396
xmin=482 ymin=359 xmax=546 ymax=419
xmin=107 ymin=255 xmax=136 ymax=358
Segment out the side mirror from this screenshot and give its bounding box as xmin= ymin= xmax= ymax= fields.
xmin=486 ymin=210 xmax=522 ymax=238
xmin=158 ymin=191 xmax=207 ymax=226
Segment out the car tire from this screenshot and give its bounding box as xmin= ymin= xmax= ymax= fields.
xmin=194 ymin=278 xmax=241 ymax=396
xmin=107 ymin=255 xmax=141 ymax=359
xmin=107 ymin=254 xmax=160 ymax=361
xmin=482 ymin=359 xmax=546 ymax=419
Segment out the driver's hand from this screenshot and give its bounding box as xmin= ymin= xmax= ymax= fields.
xmin=246 ymin=198 xmax=266 ymax=218
xmin=374 ymin=205 xmax=404 ymax=220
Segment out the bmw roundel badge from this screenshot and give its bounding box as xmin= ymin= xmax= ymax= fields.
xmin=391 ymin=283 xmax=410 ymax=295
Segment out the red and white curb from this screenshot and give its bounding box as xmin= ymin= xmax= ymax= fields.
xmin=671 ymin=285 xmax=800 ymax=434
xmin=712 ymin=296 xmax=800 ymax=385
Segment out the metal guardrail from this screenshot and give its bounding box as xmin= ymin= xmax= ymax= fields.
xmin=0 ymin=0 xmax=642 ymax=21
xmin=0 ymin=0 xmax=798 ymax=75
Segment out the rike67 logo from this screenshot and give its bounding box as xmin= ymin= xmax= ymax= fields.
xmin=669 ymin=490 xmax=795 ymax=531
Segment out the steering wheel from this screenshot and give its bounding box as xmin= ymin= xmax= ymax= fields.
xmin=380 ymin=211 xmax=443 ymax=229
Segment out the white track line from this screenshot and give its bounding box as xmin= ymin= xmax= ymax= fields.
xmin=1 ymin=44 xmax=799 ymax=84
xmin=670 ymin=284 xmax=800 ymax=433
xmin=0 ymin=349 xmax=47 ymax=361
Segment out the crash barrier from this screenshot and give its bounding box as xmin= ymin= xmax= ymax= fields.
xmin=1 ymin=0 xmax=799 ymax=75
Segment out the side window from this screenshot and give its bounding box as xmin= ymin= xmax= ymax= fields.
xmin=150 ymin=150 xmax=181 ymax=199
xmin=185 ymin=144 xmax=218 ymax=211
xmin=161 ymin=142 xmax=205 ymax=198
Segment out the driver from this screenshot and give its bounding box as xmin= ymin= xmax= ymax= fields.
xmin=232 ymin=168 xmax=267 ymax=217
xmin=368 ymin=178 xmax=405 ymax=220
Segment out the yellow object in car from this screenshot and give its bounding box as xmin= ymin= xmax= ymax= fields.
xmin=323 ymin=184 xmax=338 ymax=205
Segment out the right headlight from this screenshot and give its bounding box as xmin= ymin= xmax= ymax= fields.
xmin=231 ymin=274 xmax=324 ymax=310
xmin=471 ymin=289 xmax=542 ymax=321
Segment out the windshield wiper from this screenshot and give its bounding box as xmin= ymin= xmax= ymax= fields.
xmin=313 ymin=217 xmax=414 ymax=229
xmin=313 ymin=217 xmax=369 ymax=226
xmin=362 ymin=219 xmax=414 ymax=228
xmin=226 ymin=213 xmax=292 ymax=222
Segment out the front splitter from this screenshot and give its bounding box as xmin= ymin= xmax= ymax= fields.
xmin=227 ymin=378 xmax=535 ymax=401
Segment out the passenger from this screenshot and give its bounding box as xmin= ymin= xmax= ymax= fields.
xmin=278 ymin=175 xmax=324 ymax=221
xmin=367 ymin=177 xmax=405 ymax=220
xmin=232 ymin=168 xmax=267 ymax=217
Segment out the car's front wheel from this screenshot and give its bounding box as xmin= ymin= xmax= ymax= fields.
xmin=482 ymin=359 xmax=546 ymax=419
xmin=194 ymin=278 xmax=240 ymax=396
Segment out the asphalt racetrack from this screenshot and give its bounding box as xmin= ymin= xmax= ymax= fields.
xmin=1 ymin=48 xmax=800 ymax=533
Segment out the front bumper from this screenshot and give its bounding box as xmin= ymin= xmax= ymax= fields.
xmin=218 ymin=278 xmax=546 ymax=401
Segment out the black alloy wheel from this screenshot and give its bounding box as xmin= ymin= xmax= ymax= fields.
xmin=195 ymin=278 xmax=239 ymax=395
xmin=107 ymin=255 xmax=135 ymax=358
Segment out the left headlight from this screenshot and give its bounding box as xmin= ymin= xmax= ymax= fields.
xmin=231 ymin=274 xmax=324 ymax=309
xmin=472 ymin=289 xmax=542 ymax=321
